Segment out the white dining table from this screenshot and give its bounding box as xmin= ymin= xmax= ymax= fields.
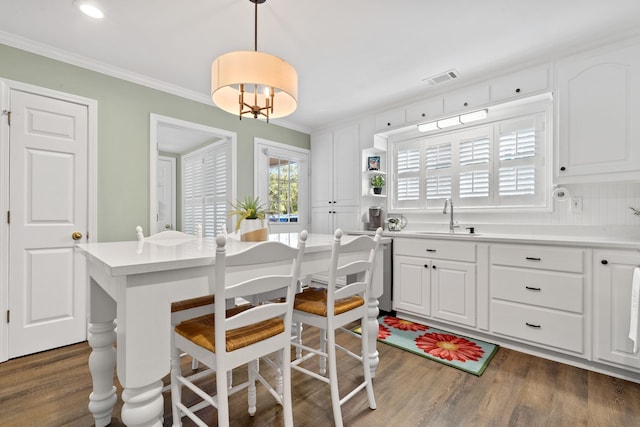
xmin=76 ymin=232 xmax=384 ymax=427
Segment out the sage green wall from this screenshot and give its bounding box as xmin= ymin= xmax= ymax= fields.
xmin=0 ymin=44 xmax=310 ymax=241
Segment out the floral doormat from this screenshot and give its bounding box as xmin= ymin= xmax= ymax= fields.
xmin=355 ymin=315 xmax=499 ymax=376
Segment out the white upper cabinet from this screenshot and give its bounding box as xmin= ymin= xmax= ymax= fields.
xmin=405 ymin=96 xmax=444 ymax=123
xmin=443 ymin=83 xmax=490 ymax=114
xmin=310 ymin=124 xmax=361 ymax=233
xmin=374 ymin=107 xmax=406 ymax=132
xmin=556 ymin=39 xmax=640 ymax=183
xmin=490 ymin=65 xmax=550 ymax=103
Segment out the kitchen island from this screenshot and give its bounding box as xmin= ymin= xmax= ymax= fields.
xmin=76 ymin=232 xmax=386 ymax=427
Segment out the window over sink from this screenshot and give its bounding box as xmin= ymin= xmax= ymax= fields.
xmin=390 ymin=96 xmax=552 ymax=212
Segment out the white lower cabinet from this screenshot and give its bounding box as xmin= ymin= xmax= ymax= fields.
xmin=393 ymin=238 xmax=476 ymax=327
xmin=489 ymin=244 xmax=588 ymax=357
xmin=392 ymin=236 xmax=640 ymax=381
xmin=593 ymin=249 xmax=640 ymax=372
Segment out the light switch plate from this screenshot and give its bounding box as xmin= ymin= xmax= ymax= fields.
xmin=570 ymin=197 xmax=583 ymax=213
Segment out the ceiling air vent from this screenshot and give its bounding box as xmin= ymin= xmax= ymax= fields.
xmin=423 ymin=69 xmax=459 ymax=86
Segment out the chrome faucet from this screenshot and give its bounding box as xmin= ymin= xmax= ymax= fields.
xmin=443 ymin=198 xmax=456 ymax=234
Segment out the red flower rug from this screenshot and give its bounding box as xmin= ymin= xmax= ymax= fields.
xmin=356 ymin=316 xmax=499 ymax=376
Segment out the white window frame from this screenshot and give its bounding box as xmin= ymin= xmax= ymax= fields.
xmin=254 ymin=138 xmax=310 ymax=233
xmin=389 ymin=97 xmax=552 ymax=213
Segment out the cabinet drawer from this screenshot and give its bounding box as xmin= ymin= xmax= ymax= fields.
xmin=491 ymin=266 xmax=584 ymax=313
xmin=394 ymin=238 xmax=475 ymax=262
xmin=490 ymin=300 xmax=584 ymax=354
xmin=490 ymin=245 xmax=584 ymax=273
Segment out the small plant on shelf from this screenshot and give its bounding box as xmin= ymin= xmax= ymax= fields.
xmin=370 ymin=175 xmax=385 ymax=195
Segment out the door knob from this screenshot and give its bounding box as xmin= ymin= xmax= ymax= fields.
xmin=71 ymin=231 xmax=83 ymax=240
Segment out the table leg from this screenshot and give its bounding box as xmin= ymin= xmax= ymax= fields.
xmin=366 ymin=296 xmax=380 ymax=378
xmin=121 ymin=380 xmax=164 ymax=427
xmin=88 ymin=320 xmax=117 ymax=427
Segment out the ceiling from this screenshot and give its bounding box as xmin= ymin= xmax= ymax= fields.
xmin=2 ymin=0 xmax=640 ymax=134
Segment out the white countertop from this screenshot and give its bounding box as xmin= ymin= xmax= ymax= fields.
xmin=348 ymin=229 xmax=640 ymax=250
xmin=76 ymin=232 xmax=388 ymax=277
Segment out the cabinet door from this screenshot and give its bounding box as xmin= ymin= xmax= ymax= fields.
xmin=443 ymin=84 xmax=490 ymax=114
xmin=310 ymin=207 xmax=332 ymax=234
xmin=490 ymin=65 xmax=549 ymax=103
xmin=333 ymin=125 xmax=360 ymax=206
xmin=311 ymin=131 xmax=333 ymax=207
xmin=405 ymin=96 xmax=443 ymax=123
xmin=374 ymin=107 xmax=406 ymax=131
xmin=593 ymin=249 xmax=640 ymax=371
xmin=393 ymin=255 xmax=430 ymax=316
xmin=431 ymin=260 xmax=476 ymax=327
xmin=334 ymin=205 xmax=360 ymax=233
xmin=556 ymin=42 xmax=640 ymax=182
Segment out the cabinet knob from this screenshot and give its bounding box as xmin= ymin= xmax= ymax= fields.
xmin=601 ymin=259 xmax=608 ymax=265
xmin=560 ymin=166 xmax=566 ymax=171
xmin=515 ymin=88 xmax=521 ymax=93
xmin=387 ymin=122 xmax=391 ymax=127
xmin=432 ymin=265 xmax=436 ymax=269
xmin=424 ymin=264 xmax=429 ymax=268
xmin=463 ymin=102 xmax=468 ymax=107
xmin=421 ymin=113 xmax=426 ymax=117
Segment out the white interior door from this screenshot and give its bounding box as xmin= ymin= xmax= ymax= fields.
xmin=8 ymin=89 xmax=88 ymax=358
xmin=157 ymin=156 xmax=176 ymax=231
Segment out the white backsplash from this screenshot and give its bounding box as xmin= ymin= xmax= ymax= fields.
xmin=397 ymin=182 xmax=640 ymax=240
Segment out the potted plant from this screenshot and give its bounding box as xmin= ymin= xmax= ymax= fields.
xmin=370 ymin=175 xmax=385 ymax=195
xmin=228 ymin=195 xmax=269 ymax=241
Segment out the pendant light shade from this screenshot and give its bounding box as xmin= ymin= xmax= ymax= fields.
xmin=211 ymin=51 xmax=298 ymax=120
xmin=211 ymin=0 xmax=298 ymax=122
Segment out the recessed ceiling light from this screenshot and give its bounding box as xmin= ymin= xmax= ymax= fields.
xmin=73 ymin=0 xmax=104 ymax=19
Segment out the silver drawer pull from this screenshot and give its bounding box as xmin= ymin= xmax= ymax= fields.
xmin=525 ymin=286 xmax=541 ymax=291
xmin=425 ymin=249 xmax=437 ymax=252
xmin=525 ymin=322 xmax=541 ymax=328
xmin=525 ymin=257 xmax=541 ymax=261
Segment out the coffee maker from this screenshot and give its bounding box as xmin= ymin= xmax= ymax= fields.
xmin=368 ymin=206 xmax=384 ymax=231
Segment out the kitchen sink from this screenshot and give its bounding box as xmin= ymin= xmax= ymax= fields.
xmin=415 ymin=231 xmax=480 ymax=237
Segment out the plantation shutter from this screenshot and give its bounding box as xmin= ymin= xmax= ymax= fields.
xmin=183 ymin=140 xmax=230 ymax=236
xmin=498 ymin=118 xmax=538 ymax=198
xmin=425 ymin=141 xmax=452 ymax=201
xmin=395 ymin=141 xmax=421 ymax=208
xmin=459 ymin=135 xmax=490 ymax=199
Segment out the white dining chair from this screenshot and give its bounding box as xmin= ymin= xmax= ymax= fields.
xmin=291 ymin=228 xmax=382 ymax=427
xmin=170 ymin=231 xmax=307 ymax=427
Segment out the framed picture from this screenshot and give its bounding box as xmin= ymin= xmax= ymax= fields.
xmin=367 ymin=156 xmax=380 ymax=171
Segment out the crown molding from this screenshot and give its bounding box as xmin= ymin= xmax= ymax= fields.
xmin=0 ymin=31 xmax=310 ymax=134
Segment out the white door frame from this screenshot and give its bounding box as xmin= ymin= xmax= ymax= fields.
xmin=0 ymin=78 xmax=98 ymax=363
xmin=149 ymin=113 xmax=237 ymax=235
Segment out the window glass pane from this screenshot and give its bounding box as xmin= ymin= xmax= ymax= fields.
xmin=425 ymin=143 xmax=452 ymax=170
xmin=268 ymin=157 xmax=299 ymax=223
xmin=499 ymin=166 xmax=535 ymax=196
xmin=426 ymin=176 xmax=451 ymax=200
xmin=397 ymin=148 xmax=420 ymax=172
xmin=499 ymin=128 xmax=536 ymax=160
xmin=459 ymin=171 xmax=490 ymax=198
xmin=460 ymin=137 xmax=490 ymax=166
xmin=397 ymin=177 xmax=420 ymax=201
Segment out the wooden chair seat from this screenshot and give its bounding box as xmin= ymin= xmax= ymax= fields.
xmin=170 ymin=295 xmax=215 ymax=313
xmin=294 ymin=287 xmax=364 ymax=316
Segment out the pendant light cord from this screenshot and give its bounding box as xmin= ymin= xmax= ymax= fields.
xmin=254 ymin=0 xmax=258 ymax=52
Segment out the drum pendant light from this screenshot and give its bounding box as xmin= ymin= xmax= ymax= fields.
xmin=211 ymin=0 xmax=298 ymax=122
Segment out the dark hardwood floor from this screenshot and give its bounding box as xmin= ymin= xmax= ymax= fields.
xmin=1 ymin=326 xmax=640 ymax=426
